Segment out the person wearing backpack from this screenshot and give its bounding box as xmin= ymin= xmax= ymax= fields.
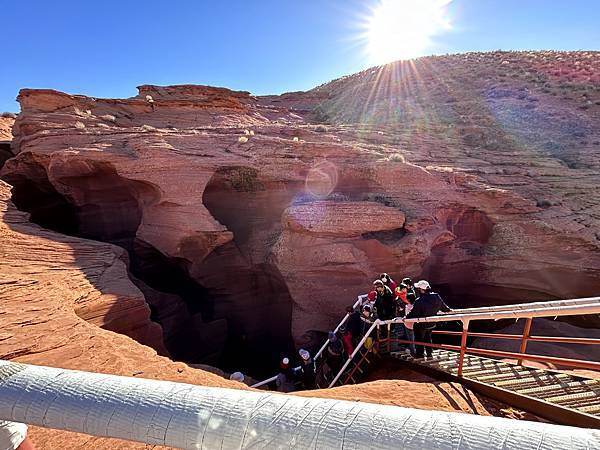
xmin=406 ymin=280 xmax=452 ymax=358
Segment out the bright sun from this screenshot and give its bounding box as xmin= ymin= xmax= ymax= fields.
xmin=364 ymin=0 xmax=452 ymax=64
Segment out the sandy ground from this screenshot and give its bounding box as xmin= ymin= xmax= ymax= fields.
xmin=296 ymin=358 xmax=542 ymax=422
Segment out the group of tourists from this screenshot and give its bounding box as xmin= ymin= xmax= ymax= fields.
xmin=273 ymin=273 xmax=452 ymax=392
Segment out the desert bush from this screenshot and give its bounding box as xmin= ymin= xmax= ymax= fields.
xmin=314 ymin=125 xmax=328 ymax=132
xmin=141 ymin=124 xmax=156 ymax=131
xmin=229 ymin=167 xmax=263 ymax=192
xmin=145 ymin=95 xmax=154 ymax=103
xmin=74 ymin=107 xmax=92 ymax=117
xmin=238 ymin=136 xmax=249 ymax=143
xmin=100 ymin=114 xmax=116 ymax=122
xmin=74 ymin=121 xmax=86 ymax=129
xmin=1 ymin=112 xmax=16 ymax=119
xmin=387 ymin=153 xmax=406 ymax=163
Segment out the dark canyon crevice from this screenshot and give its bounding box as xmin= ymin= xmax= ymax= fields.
xmin=2 ymin=161 xmax=301 ymax=378
xmin=201 ymin=167 xmax=299 ymax=376
xmin=0 ymin=142 xmax=13 ymax=172
xmin=420 ymin=207 xmax=600 ymax=332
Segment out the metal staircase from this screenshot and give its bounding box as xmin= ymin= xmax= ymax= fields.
xmin=253 ymin=296 xmax=600 ymax=428
xmin=391 ymin=348 xmax=600 ymax=428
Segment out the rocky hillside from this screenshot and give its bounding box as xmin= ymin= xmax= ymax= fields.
xmin=0 ymin=114 xmax=15 ymax=140
xmin=0 ymin=115 xmax=15 ymax=168
xmin=1 ymin=50 xmax=599 ymax=382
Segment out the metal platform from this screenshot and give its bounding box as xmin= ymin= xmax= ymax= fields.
xmin=391 ymin=348 xmax=600 ymax=428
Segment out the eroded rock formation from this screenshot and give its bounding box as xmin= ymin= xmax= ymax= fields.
xmin=0 ymin=115 xmax=15 ymax=169
xmin=2 ymin=51 xmax=600 ymax=373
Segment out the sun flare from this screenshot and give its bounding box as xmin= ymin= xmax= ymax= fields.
xmin=363 ymin=0 xmax=452 ymax=64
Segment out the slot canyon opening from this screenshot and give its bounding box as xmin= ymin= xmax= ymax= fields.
xmin=2 ymin=161 xmax=240 ymax=373
xmin=202 ymin=166 xmax=298 ymax=378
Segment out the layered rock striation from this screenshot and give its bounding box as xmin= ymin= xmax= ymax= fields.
xmin=2 ymin=51 xmax=600 ymax=368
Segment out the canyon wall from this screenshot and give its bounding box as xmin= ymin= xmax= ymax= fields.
xmin=2 ymin=52 xmax=600 ymax=372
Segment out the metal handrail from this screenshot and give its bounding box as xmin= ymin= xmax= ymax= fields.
xmin=313 ymin=296 xmax=365 ymax=362
xmin=251 ymin=295 xmax=364 ymax=388
xmin=432 ymin=330 xmax=600 ymax=345
xmin=254 ymin=296 xmax=600 ymax=389
xmin=328 ymin=320 xmax=379 ymax=388
xmin=445 ymin=297 xmax=600 ymax=315
xmin=379 ymin=298 xmax=600 ymax=376
xmin=391 ymin=301 xmax=600 ymax=325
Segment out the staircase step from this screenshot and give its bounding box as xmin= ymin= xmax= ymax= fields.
xmin=545 ymin=390 xmax=600 ymax=405
xmin=578 ymin=404 xmax=600 ymax=415
xmin=517 ymin=379 xmax=599 ymax=396
xmin=494 ymin=372 xmax=569 ymax=388
xmin=450 ymin=364 xmax=513 ymax=377
xmin=474 ymin=368 xmax=534 ymax=383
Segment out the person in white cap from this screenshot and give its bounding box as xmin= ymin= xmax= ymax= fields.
xmin=406 ymin=280 xmax=451 ymax=358
xmin=229 ymin=371 xmax=245 ymax=383
xmin=276 ymin=357 xmax=296 ymax=392
xmin=0 ymin=420 xmax=35 ymax=450
xmin=298 ymin=349 xmax=315 ymax=389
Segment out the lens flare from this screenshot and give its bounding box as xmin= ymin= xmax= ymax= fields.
xmin=361 ymin=0 xmax=453 ymax=64
xmin=305 ymin=160 xmax=338 ymax=199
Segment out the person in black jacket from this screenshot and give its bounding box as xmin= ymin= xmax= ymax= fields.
xmin=373 ymin=279 xmax=395 ymax=320
xmin=346 ymin=306 xmax=362 ymax=346
xmin=298 ymin=349 xmax=316 ymax=389
xmin=373 ymin=279 xmax=395 ymax=349
xmin=406 ymin=280 xmax=452 ymax=358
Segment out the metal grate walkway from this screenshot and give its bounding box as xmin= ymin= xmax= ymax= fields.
xmin=391 ymin=348 xmax=600 ymax=428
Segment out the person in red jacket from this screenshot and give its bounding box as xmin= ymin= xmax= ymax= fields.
xmin=338 ymin=324 xmax=354 ymax=356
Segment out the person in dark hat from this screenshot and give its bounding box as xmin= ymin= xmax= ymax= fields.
xmin=373 ymin=279 xmax=395 ymax=321
xmin=380 ymin=273 xmax=398 ymax=292
xmin=326 ymin=331 xmax=344 ymax=374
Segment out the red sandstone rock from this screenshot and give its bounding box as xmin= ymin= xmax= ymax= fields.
xmin=2 ymin=50 xmax=597 ymax=448
xmin=2 ymin=50 xmax=600 ymax=369
xmin=0 ymin=116 xmax=14 ymax=140
xmin=0 ymin=180 xmax=243 ymax=449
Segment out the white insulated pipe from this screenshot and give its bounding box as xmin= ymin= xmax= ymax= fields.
xmin=1 ymin=361 xmax=599 ymax=450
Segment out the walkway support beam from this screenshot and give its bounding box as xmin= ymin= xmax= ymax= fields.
xmin=1 ymin=361 xmax=599 ymax=450
xmin=518 ymin=317 xmax=533 ymax=365
xmin=457 ymin=320 xmax=470 ymax=377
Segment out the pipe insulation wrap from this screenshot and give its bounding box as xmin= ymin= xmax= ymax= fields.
xmin=1 ymin=361 xmax=599 ymax=450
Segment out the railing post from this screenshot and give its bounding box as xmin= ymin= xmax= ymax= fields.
xmin=457 ymin=319 xmax=469 ymax=377
xmin=328 ymin=320 xmax=379 ymax=388
xmin=518 ymin=317 xmax=533 ymax=365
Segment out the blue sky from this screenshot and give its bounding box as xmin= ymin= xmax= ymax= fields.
xmin=1 ymin=0 xmax=599 ymax=111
